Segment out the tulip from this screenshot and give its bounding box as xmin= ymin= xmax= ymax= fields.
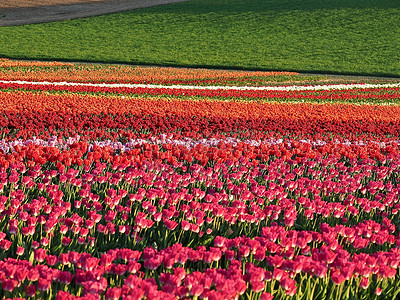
xmin=34 ymin=248 xmax=47 ymax=263
xmin=25 ymin=284 xmax=36 ymax=297
xmin=16 ymin=246 xmax=25 ymax=256
xmin=62 ymin=237 xmax=72 ymax=246
xmin=272 ymin=268 xmax=287 ymax=281
xmin=260 ymin=292 xmax=274 ymax=300
xmin=2 ymin=279 xmax=17 ymax=292
xmin=46 ymin=255 xmax=58 ymax=266
xmin=57 ymin=271 xmax=73 ymax=284
xmin=27 ymin=269 xmax=40 ymax=282
xmin=280 ymin=277 xmax=296 ymax=291
xmin=314 ymin=264 xmax=328 ymax=278
xmin=105 ymin=287 xmax=122 ymax=300
xmin=41 ymin=237 xmax=50 ymax=247
xmin=251 ymin=280 xmax=265 ymax=292
xmin=359 ymin=277 xmax=369 ymax=289
xmin=0 ymin=239 xmax=12 ymax=250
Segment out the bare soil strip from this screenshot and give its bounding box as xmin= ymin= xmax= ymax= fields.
xmin=0 ymin=0 xmax=191 ymax=27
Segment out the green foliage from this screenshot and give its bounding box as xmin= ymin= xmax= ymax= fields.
xmin=0 ymin=0 xmax=400 ymax=76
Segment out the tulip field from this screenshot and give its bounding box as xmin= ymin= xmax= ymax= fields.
xmin=2 ymin=59 xmax=400 ymax=299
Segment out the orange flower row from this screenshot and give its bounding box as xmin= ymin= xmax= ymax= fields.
xmin=0 ymin=59 xmax=297 ymax=85
xmin=0 ymin=58 xmax=73 ymax=68
xmin=2 ymin=90 xmax=400 ymax=123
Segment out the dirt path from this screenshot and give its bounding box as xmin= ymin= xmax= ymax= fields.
xmin=0 ymin=0 xmax=191 ymax=27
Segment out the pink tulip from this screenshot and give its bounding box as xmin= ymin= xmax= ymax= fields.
xmin=360 ymin=277 xmax=369 ymax=289
xmin=260 ymin=292 xmax=274 ymax=300
xmin=34 ymin=248 xmax=47 ymax=263
xmin=2 ymin=278 xmax=17 ymax=292
xmin=25 ymin=284 xmax=36 ymax=297
xmin=16 ymin=246 xmax=25 ymax=256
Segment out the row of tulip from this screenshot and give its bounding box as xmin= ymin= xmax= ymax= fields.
xmin=0 ymin=137 xmax=400 ymax=298
xmin=2 ymin=90 xmax=400 ymax=144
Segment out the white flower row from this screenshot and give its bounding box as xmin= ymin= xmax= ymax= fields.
xmin=0 ymin=135 xmax=398 ymax=154
xmin=1 ymin=80 xmax=400 ymax=92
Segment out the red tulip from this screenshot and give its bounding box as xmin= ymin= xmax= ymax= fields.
xmin=105 ymin=287 xmax=122 ymax=300
xmin=260 ymin=292 xmax=274 ymax=300
xmin=34 ymin=248 xmax=47 ymax=263
xmin=16 ymin=246 xmax=25 ymax=256
xmin=2 ymin=279 xmax=17 ymax=292
xmin=251 ymin=280 xmax=265 ymax=293
xmin=37 ymin=278 xmax=51 ymax=292
xmin=280 ymin=277 xmax=296 ymax=291
xmin=360 ymin=277 xmax=369 ymax=289
xmin=57 ymin=271 xmax=73 ymax=284
xmin=25 ymin=284 xmax=36 ymax=297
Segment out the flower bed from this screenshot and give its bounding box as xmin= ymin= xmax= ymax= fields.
xmin=1 ymin=60 xmax=400 ymax=299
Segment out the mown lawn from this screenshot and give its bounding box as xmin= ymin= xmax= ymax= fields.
xmin=0 ymin=0 xmax=399 ymax=76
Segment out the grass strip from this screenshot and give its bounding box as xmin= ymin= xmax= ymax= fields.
xmin=0 ymin=0 xmax=399 ymax=77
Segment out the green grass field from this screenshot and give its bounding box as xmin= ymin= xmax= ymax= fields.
xmin=1 ymin=0 xmax=399 ymax=77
